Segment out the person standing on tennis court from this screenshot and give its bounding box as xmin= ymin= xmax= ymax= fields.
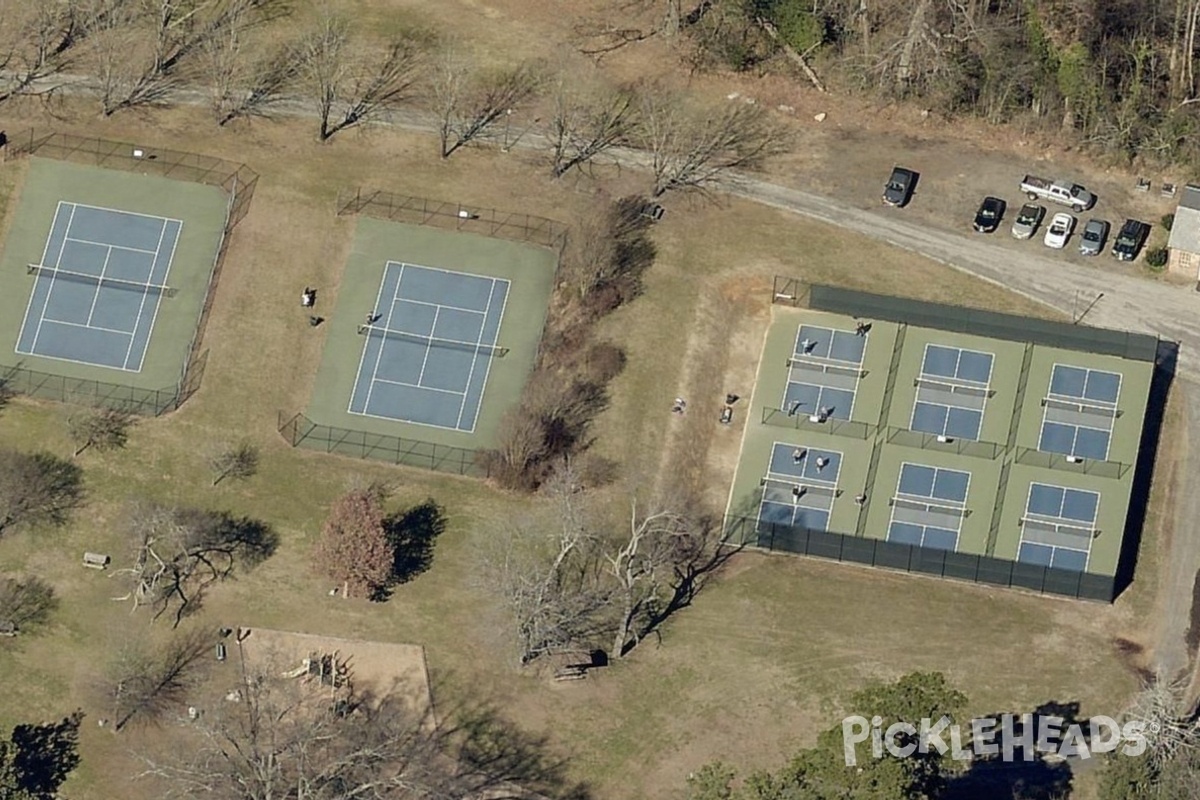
xmin=792 ymin=448 xmax=805 ymax=464
xmin=815 ymin=456 xmax=829 ymax=472
xmin=800 ymin=338 xmax=815 ymax=354
xmin=854 ymin=320 xmax=869 ymax=336
xmin=365 ymin=311 xmax=377 ymax=326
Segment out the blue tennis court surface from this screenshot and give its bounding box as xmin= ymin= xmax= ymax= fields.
xmin=910 ymin=344 xmax=993 ymax=441
xmin=1038 ymin=363 xmax=1121 ymax=460
xmin=887 ymin=462 xmax=970 ymax=551
xmin=757 ymin=441 xmax=842 ymax=532
xmin=782 ymin=324 xmax=865 ymax=420
xmin=15 ymin=202 xmax=182 ymax=372
xmin=349 ymin=262 xmax=510 ymax=432
xmin=1017 ymin=481 xmax=1099 ymax=571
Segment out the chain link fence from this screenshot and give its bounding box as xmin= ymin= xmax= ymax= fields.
xmin=4 ymin=130 xmax=257 ymax=414
xmin=278 ymin=412 xmax=490 ymax=477
xmin=337 ymin=187 xmax=568 ymax=251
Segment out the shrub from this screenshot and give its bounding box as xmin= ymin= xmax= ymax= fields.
xmin=1146 ymin=246 xmax=1169 ymax=269
xmin=1162 ymin=212 xmax=1175 ymax=231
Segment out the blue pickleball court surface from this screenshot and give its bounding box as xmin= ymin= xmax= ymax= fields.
xmin=349 ymin=262 xmax=510 ymax=432
xmin=15 ymin=201 xmax=182 ymax=372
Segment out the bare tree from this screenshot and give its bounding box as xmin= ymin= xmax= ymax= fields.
xmin=99 ymin=626 xmax=213 ymax=732
xmin=68 ymin=408 xmax=134 ymax=457
xmin=92 ymin=0 xmax=273 ymax=115
xmin=639 ymin=91 xmax=791 ymax=196
xmin=0 ymin=449 xmax=84 ymax=537
xmin=112 ymin=503 xmax=277 ymax=626
xmin=548 ymin=77 xmax=639 ymax=178
xmin=0 ymin=574 xmax=57 ymax=636
xmin=298 ymin=13 xmax=428 ymax=141
xmin=433 ymin=54 xmax=541 ymax=158
xmin=560 ymin=195 xmax=656 ymax=306
xmin=477 ymin=465 xmax=612 ymax=664
xmin=135 ymin=666 xmax=571 ymax=800
xmin=208 ymin=442 xmax=259 ymax=486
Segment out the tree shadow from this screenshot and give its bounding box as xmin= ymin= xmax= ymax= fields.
xmin=942 ymin=701 xmax=1082 ymax=799
xmin=443 ymin=699 xmax=592 ymax=800
xmin=372 ymin=500 xmax=447 ymax=601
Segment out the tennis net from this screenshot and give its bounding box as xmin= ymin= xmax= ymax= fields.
xmin=1020 ymin=516 xmax=1096 ymax=537
xmin=28 ymin=264 xmax=177 ymax=298
xmin=787 ymin=358 xmax=864 ymax=379
xmin=891 ymin=495 xmax=968 ymax=517
xmin=763 ymin=478 xmax=838 ymax=506
xmin=357 ymin=325 xmax=509 ymax=357
xmin=1042 ymin=396 xmax=1117 ymax=418
xmin=914 ymin=376 xmax=990 ymax=398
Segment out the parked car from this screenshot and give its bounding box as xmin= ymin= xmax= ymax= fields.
xmin=973 ymin=196 xmax=1006 ymax=233
xmin=1020 ymin=175 xmax=1095 ymax=211
xmin=1011 ymin=203 xmax=1045 ymax=239
xmin=1079 ymin=219 xmax=1110 ymax=256
xmin=1112 ymin=219 xmax=1150 ymax=261
xmin=1043 ymin=212 xmax=1075 ymax=249
xmin=882 ymin=167 xmax=917 ymax=207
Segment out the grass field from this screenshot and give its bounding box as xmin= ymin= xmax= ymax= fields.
xmin=0 ymin=97 xmax=1165 ymax=800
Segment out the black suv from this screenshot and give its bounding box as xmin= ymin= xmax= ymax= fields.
xmin=882 ymin=167 xmax=917 ymax=207
xmin=1112 ymin=219 xmax=1150 ymax=261
xmin=973 ymin=196 xmax=1006 ymax=233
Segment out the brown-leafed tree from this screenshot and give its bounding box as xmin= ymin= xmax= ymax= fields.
xmin=313 ymin=489 xmax=393 ymax=599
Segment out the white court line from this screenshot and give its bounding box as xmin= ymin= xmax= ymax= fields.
xmin=459 ymin=278 xmax=509 ymax=432
xmin=84 ymin=246 xmax=114 ymax=327
xmin=68 ymin=200 xmax=183 ymax=227
xmin=133 ymin=220 xmax=182 ymax=372
xmin=9 ymin=343 xmax=140 ymax=372
xmin=454 ymin=281 xmax=496 ymax=429
xmin=392 ymin=294 xmax=488 ymax=317
xmin=123 ymin=218 xmax=171 ymax=372
xmin=40 ymin=317 xmax=134 ymax=336
xmin=364 ymin=263 xmax=407 ymax=412
xmin=372 ymin=376 xmax=462 ymax=396
xmin=63 ymin=235 xmax=158 ymax=256
xmin=16 ymin=202 xmax=69 ymax=357
xmin=349 ymin=265 xmax=399 ymax=415
xmin=414 ymin=306 xmax=441 ymax=387
xmin=388 ymin=260 xmax=501 ymax=313
xmin=351 ymin=403 xmax=477 ymax=432
xmin=29 ymin=203 xmax=79 ymax=356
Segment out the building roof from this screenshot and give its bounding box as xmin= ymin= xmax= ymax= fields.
xmin=1169 ymin=189 xmax=1200 ymax=254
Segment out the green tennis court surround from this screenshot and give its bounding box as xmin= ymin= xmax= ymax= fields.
xmin=726 ymin=281 xmax=1163 ymax=602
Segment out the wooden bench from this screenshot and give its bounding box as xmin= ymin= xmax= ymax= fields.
xmin=82 ymin=552 xmax=110 ymax=570
xmin=553 ymin=665 xmax=587 ymax=681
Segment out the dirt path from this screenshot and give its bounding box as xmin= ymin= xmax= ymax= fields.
xmin=726 ymin=173 xmax=1200 ymax=679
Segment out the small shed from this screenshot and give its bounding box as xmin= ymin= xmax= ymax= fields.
xmin=1167 ymin=184 xmax=1200 ymax=278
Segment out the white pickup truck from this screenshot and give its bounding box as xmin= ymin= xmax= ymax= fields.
xmin=1019 ymin=176 xmax=1095 ymax=212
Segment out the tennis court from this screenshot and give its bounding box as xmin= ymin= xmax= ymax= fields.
xmin=886 ymin=463 xmax=971 ymax=551
xmin=348 ymin=262 xmax=510 ymax=432
xmin=1037 ymin=364 xmax=1121 ymax=461
xmin=15 ymin=201 xmax=182 ymax=372
xmin=910 ymin=344 xmax=994 ymax=441
xmin=782 ymin=324 xmax=866 ymax=420
xmin=1017 ymin=482 xmax=1100 ymax=571
xmin=757 ymin=442 xmax=844 ymax=531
